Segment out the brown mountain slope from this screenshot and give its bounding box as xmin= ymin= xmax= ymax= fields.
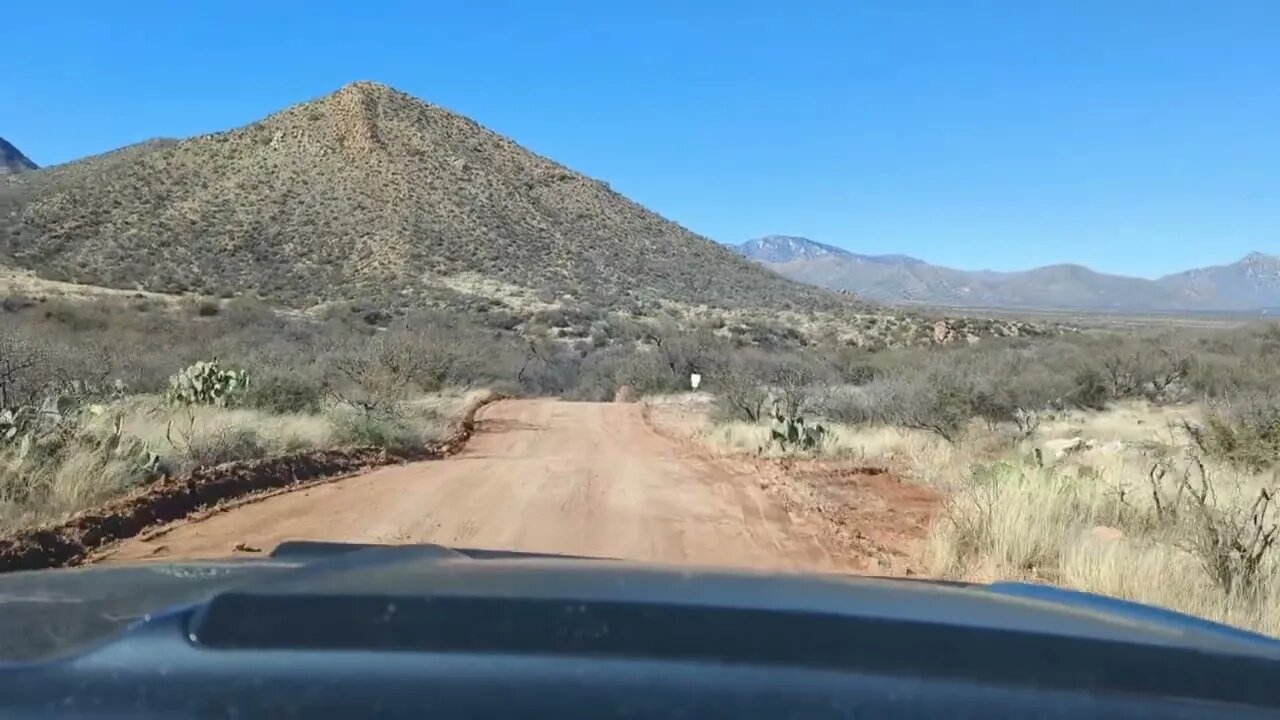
xmin=0 ymin=137 xmax=38 ymax=175
xmin=0 ymin=82 xmax=844 ymax=313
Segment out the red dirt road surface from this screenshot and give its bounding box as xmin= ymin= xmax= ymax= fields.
xmin=102 ymin=400 xmax=928 ymax=571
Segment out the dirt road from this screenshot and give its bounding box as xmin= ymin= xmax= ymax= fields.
xmin=103 ymin=400 xmax=858 ymax=570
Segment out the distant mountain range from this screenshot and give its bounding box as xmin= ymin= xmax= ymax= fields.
xmin=0 ymin=138 xmax=37 ymax=175
xmin=735 ymin=235 xmax=1280 ymax=313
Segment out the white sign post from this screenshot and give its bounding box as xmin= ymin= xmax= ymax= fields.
xmin=690 ymin=373 xmax=702 ymax=390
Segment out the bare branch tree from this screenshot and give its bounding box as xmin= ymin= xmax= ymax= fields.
xmin=709 ymin=355 xmax=770 ymax=422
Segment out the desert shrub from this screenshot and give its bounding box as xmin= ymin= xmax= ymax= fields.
xmin=644 ymin=326 xmax=722 ymax=379
xmin=602 ymin=314 xmax=643 ymax=342
xmin=706 ymin=350 xmax=773 ymax=422
xmin=315 ymin=316 xmax=519 ymax=408
xmin=815 ymin=385 xmax=878 ymax=425
xmin=1098 ymin=342 xmax=1193 ymax=403
xmin=531 ymin=308 xmax=571 ymax=329
xmin=328 ymin=410 xmax=416 ymax=453
xmin=588 ymin=324 xmax=610 ymax=348
xmin=516 ymin=341 xmax=583 ymax=396
xmin=1187 ymin=355 xmax=1252 ymax=399
xmin=180 ymin=425 xmax=267 ymax=469
xmin=37 ymin=299 xmax=115 ymax=332
xmin=1188 ymin=393 xmax=1280 ymax=471
xmin=568 ymin=345 xmax=683 ymax=401
xmin=953 ymin=347 xmax=1074 ymax=432
xmin=767 ymin=354 xmax=834 ymax=417
xmin=481 ymin=309 xmax=522 ymax=331
xmin=243 ymin=372 xmax=325 ymax=414
xmin=735 ymin=320 xmax=806 ymax=350
xmin=0 ymin=332 xmax=43 ymax=410
xmin=792 ymin=335 xmax=1199 ymax=437
xmin=1146 ymin=347 xmax=1195 ymax=402
xmin=1145 ymin=454 xmax=1280 ymax=596
xmin=831 ymin=349 xmax=881 ymax=386
xmin=1 ymin=295 xmax=37 ymax=313
xmin=1184 ymin=326 xmax=1280 ymax=400
xmin=390 ymin=314 xmax=524 ymax=389
xmin=322 ymin=345 xmax=410 ymax=415
xmin=701 ymin=347 xmax=834 ymax=421
xmin=1 ymin=294 xmax=312 ymax=398
xmin=531 ymin=303 xmax=603 ymax=334
xmin=864 ymin=361 xmax=978 ymax=443
xmin=1069 ymin=367 xmax=1111 ymax=410
xmin=0 ymin=327 xmax=121 ymax=408
xmin=774 ymin=339 xmax=1084 ymax=432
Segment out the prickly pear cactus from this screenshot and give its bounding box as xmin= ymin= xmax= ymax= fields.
xmin=769 ymin=411 xmax=827 ymax=453
xmin=167 ymin=360 xmax=250 ymax=407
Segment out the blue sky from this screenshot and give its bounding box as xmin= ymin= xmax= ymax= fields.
xmin=6 ymin=1 xmax=1278 ymax=277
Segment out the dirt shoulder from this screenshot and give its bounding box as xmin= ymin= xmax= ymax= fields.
xmin=641 ymin=397 xmax=942 ymax=576
xmin=0 ymin=393 xmax=495 ymax=573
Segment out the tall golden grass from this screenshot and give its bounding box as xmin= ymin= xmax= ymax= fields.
xmin=0 ymin=390 xmax=476 ymax=533
xmin=701 ymin=400 xmax=1280 ymax=636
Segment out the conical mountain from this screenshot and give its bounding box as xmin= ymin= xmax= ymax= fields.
xmin=0 ymin=82 xmax=842 ymax=311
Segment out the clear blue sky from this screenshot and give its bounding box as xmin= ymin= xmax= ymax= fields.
xmin=6 ymin=1 xmax=1278 ymax=277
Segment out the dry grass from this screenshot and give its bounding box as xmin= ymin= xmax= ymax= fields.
xmin=696 ymin=397 xmax=1280 ymax=636
xmin=0 ymin=389 xmax=476 ymax=534
xmin=704 ymin=419 xmax=958 ymax=470
xmin=923 ymin=450 xmax=1280 ymax=636
xmin=1035 ymin=400 xmax=1199 ymax=446
xmin=1057 ymin=536 xmax=1279 ymax=635
xmin=0 ymin=263 xmax=185 ymax=306
xmin=103 ymin=396 xmax=335 ymax=457
xmin=435 ymin=273 xmax=562 ymax=314
xmin=915 ymin=400 xmax=1280 ymax=636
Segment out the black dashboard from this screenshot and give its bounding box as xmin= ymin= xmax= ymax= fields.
xmin=2 ymin=542 xmax=1279 ymax=719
